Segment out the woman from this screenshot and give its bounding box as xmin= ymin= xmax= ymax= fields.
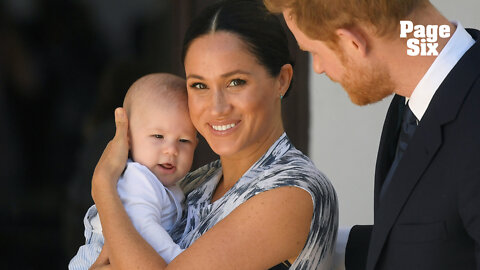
xmin=91 ymin=0 xmax=338 ymax=269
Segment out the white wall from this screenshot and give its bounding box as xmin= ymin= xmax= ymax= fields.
xmin=308 ymin=0 xmax=480 ymax=226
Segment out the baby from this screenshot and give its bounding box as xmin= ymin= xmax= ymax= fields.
xmin=69 ymin=73 xmax=197 ymax=269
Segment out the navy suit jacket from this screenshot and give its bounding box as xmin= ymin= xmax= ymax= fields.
xmin=346 ymin=29 xmax=480 ymax=270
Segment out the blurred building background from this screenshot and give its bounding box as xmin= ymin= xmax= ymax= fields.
xmin=0 ymin=0 xmax=309 ymax=268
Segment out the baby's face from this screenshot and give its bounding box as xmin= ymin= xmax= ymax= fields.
xmin=129 ymin=97 xmax=197 ymax=187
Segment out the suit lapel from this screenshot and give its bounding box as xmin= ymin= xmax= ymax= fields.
xmin=367 ymin=29 xmax=480 ymax=270
xmin=374 ymin=95 xmax=405 ymax=210
xmin=367 ymin=120 xmax=443 ymax=270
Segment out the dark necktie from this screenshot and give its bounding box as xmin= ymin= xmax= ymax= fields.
xmin=380 ymin=103 xmax=418 ymax=200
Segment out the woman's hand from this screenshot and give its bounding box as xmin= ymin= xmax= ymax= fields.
xmin=88 ymin=108 xmax=167 ymax=270
xmin=92 ymin=108 xmax=129 ymax=202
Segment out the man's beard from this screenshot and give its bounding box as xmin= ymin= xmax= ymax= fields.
xmin=339 ymin=55 xmax=395 ymax=106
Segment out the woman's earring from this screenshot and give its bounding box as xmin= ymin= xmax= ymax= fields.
xmin=280 ymin=94 xmax=283 ymax=100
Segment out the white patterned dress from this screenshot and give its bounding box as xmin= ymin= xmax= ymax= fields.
xmin=170 ymin=133 xmax=338 ymax=269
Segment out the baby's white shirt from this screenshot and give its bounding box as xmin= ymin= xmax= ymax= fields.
xmin=92 ymin=160 xmax=185 ymax=263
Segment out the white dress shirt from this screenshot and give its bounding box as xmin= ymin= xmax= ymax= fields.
xmin=409 ymin=21 xmax=475 ymax=120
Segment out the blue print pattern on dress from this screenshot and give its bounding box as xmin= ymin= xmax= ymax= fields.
xmin=170 ymin=133 xmax=338 ymax=269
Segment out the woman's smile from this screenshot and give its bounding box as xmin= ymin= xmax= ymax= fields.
xmin=211 ymin=122 xmax=237 ymax=131
xmin=209 ymin=120 xmax=241 ymax=135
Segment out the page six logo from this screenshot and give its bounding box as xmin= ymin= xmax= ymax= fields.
xmin=400 ymin=20 xmax=450 ymax=56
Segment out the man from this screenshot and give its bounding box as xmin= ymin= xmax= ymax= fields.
xmin=264 ymin=0 xmax=480 ymax=269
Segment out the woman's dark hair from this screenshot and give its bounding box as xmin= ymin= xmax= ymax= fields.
xmin=182 ymin=0 xmax=294 ymax=97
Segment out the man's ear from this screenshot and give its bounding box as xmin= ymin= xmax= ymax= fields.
xmin=335 ymin=28 xmax=368 ymax=57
